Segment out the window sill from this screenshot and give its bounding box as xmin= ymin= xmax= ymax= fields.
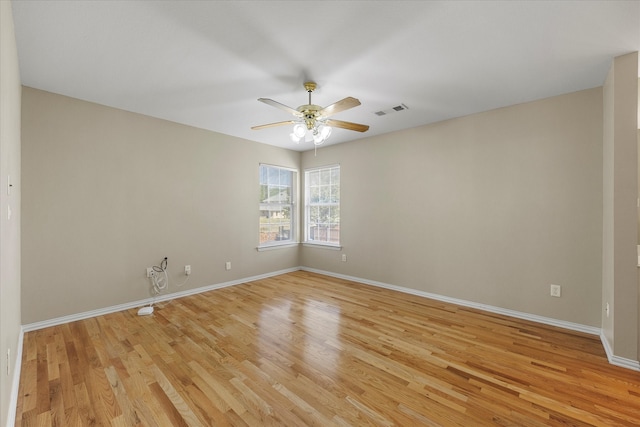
xmin=302 ymin=242 xmax=342 ymax=251
xmin=257 ymin=242 xmax=299 ymax=252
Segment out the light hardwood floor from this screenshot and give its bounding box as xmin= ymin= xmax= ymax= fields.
xmin=15 ymin=271 xmax=640 ymax=426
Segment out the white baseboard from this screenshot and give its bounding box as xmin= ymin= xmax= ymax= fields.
xmin=22 ymin=267 xmax=299 ymax=332
xmin=600 ymin=331 xmax=640 ymax=371
xmin=6 ymin=328 xmax=24 ymax=427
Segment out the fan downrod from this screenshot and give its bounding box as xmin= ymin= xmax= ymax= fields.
xmin=299 ymin=82 xmax=321 ymax=129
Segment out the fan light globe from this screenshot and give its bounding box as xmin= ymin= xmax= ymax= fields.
xmin=290 ymin=132 xmax=301 ymax=143
xmin=293 ymin=123 xmax=306 ymax=138
xmin=320 ymin=124 xmax=332 ymax=140
xmin=313 ymin=124 xmax=332 ymax=144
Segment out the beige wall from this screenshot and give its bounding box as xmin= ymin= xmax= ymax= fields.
xmin=0 ymin=1 xmax=22 ymax=425
xmin=602 ymin=52 xmax=639 ymax=360
xmin=302 ymin=88 xmax=604 ymax=327
xmin=21 ymin=87 xmax=300 ymax=324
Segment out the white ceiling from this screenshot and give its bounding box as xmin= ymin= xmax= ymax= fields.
xmin=10 ymin=1 xmax=640 ymax=151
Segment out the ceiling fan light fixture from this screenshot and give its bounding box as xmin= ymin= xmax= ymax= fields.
xmin=253 ymin=81 xmax=369 ymax=148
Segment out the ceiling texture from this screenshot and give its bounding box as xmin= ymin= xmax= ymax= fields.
xmin=10 ymin=1 xmax=640 ymax=151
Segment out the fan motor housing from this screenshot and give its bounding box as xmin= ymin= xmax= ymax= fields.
xmin=298 ymin=104 xmax=323 ymax=129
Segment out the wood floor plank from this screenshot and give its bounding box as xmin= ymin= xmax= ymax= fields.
xmin=104 ymin=365 xmax=142 ymax=427
xmin=15 ymin=271 xmax=640 ymax=426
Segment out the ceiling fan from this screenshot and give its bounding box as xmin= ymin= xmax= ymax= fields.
xmin=252 ymin=82 xmax=369 ymax=145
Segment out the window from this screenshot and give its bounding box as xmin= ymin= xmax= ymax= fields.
xmin=305 ymin=165 xmax=340 ymax=246
xmin=259 ymin=164 xmax=296 ymax=247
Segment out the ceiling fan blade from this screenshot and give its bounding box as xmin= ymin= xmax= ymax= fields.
xmin=325 ymin=119 xmax=369 ymax=132
xmin=318 ymin=97 xmax=361 ymax=118
xmin=258 ymin=98 xmax=303 ymax=117
xmin=251 ymin=120 xmax=297 ymax=130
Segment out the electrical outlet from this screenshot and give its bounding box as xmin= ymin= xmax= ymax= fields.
xmin=185 ymin=265 xmax=191 ymax=275
xmin=225 ymin=261 xmax=231 ymax=271
xmin=606 ymin=302 xmax=610 ymax=317
xmin=342 ymin=254 xmax=347 ymax=262
xmin=146 ymin=267 xmax=153 ymax=278
xmin=550 ymin=284 xmax=561 ymax=297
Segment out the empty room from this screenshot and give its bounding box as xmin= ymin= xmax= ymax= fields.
xmin=2 ymin=1 xmax=640 ymax=426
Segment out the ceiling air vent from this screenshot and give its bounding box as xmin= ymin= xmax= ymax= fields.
xmin=374 ymin=104 xmax=409 ymax=116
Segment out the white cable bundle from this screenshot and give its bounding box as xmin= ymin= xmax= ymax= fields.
xmin=150 ymin=268 xmax=168 ymax=294
xmin=138 ymin=258 xmax=168 ymax=316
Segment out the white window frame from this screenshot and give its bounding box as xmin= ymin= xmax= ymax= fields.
xmin=304 ymin=164 xmax=341 ymax=248
xmin=258 ymin=164 xmax=297 ymax=249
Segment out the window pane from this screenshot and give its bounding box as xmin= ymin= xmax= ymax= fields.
xmin=280 ymin=169 xmax=291 ymax=186
xmin=330 ymin=185 xmax=339 ymax=203
xmin=308 ymin=170 xmax=319 ymax=186
xmin=319 ymin=206 xmax=330 ymax=223
xmin=328 ymin=226 xmax=340 ymax=244
xmin=309 ymin=205 xmax=319 ymax=223
xmin=268 ymin=167 xmax=279 ymax=184
xmin=280 ymin=187 xmax=290 ymax=204
xmin=309 ymin=186 xmax=320 ymax=204
xmin=320 ymin=169 xmax=330 ymax=185
xmin=331 ymin=167 xmax=340 ymax=185
xmin=319 ymin=185 xmax=330 ymax=203
xmin=281 ymin=205 xmax=291 ymax=220
xmin=332 ymin=206 xmax=340 ymax=223
xmin=260 ymin=165 xmax=268 ymax=185
xmin=259 ymin=184 xmax=268 ymax=202
xmin=269 ymin=186 xmax=281 ymax=202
